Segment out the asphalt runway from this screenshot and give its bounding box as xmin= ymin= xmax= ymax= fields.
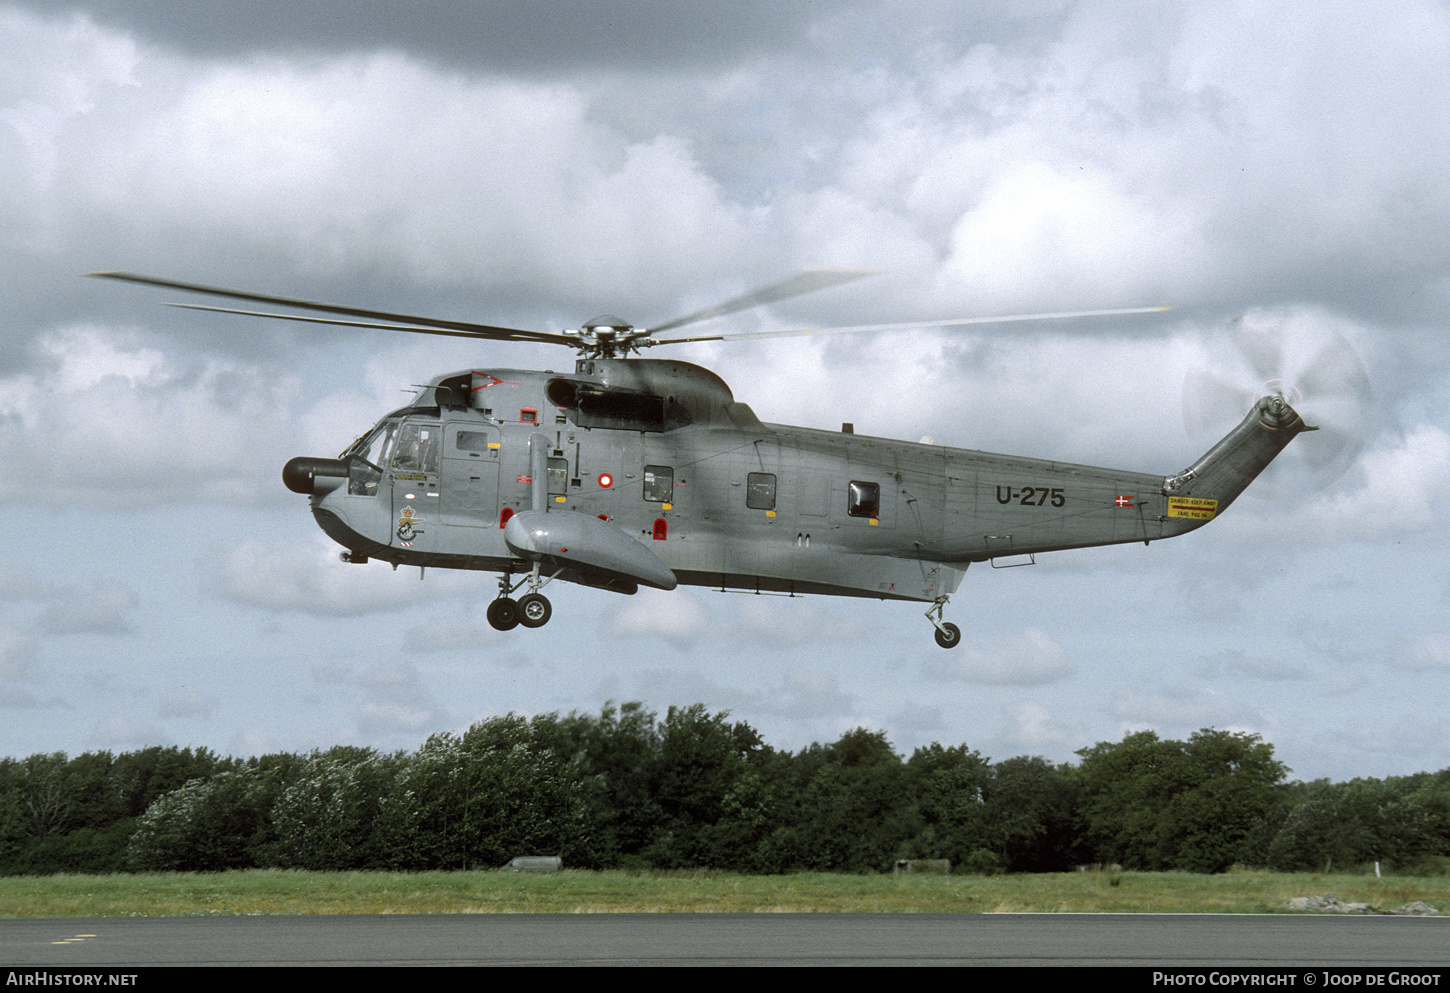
xmin=2 ymin=913 xmax=1447 ymax=967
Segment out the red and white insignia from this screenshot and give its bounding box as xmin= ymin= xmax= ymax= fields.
xmin=1115 ymin=495 xmax=1135 ymax=508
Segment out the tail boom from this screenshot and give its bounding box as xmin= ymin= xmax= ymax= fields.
xmin=1161 ymin=394 xmax=1311 ymax=519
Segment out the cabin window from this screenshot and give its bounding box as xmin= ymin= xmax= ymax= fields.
xmin=746 ymin=472 xmax=777 ymax=510
xmin=643 ymin=465 xmax=673 ymax=502
xmin=848 ymin=480 xmax=880 ymax=519
xmin=455 ymin=430 xmax=491 ymax=453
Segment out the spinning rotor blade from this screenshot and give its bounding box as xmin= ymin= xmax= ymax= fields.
xmin=162 ymin=303 xmax=577 ymax=344
xmin=94 ymin=268 xmax=1171 ymax=359
xmin=645 ymin=305 xmax=1171 ymax=346
xmin=1184 ymin=313 xmax=1372 ymax=495
xmin=646 ymin=269 xmax=882 ymax=334
xmin=89 ymin=271 xmax=569 ymax=346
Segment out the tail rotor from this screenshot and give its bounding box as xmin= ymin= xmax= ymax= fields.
xmin=1184 ymin=309 xmax=1372 ymax=496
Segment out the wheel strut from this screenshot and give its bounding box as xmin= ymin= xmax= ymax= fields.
xmin=487 ymin=565 xmax=558 ymax=631
xmin=925 ymin=597 xmax=961 ymax=649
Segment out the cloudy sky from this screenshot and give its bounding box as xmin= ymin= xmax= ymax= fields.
xmin=2 ymin=0 xmax=1448 ymax=782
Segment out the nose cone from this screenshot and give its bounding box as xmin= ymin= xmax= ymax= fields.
xmin=283 ymin=457 xmax=348 ymax=495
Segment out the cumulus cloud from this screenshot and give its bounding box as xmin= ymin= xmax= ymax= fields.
xmin=740 ymin=672 xmax=858 ymax=722
xmin=0 ymin=327 xmax=300 ymax=506
xmin=1110 ymin=684 xmax=1271 ymax=740
xmin=88 ymin=712 xmax=164 ymax=750
xmin=353 ymin=660 xmax=447 ymax=735
xmin=156 ymin=685 xmax=217 ymax=719
xmin=1000 ymin=700 xmax=1075 ymax=752
xmin=3 ymin=2 xmax=1449 ymax=780
xmin=0 ymin=565 xmax=137 ymax=638
xmin=1196 ymin=648 xmax=1312 ymax=682
xmin=38 ymin=581 xmax=136 ymax=635
xmin=214 ymin=533 xmax=491 ymax=616
xmin=1301 ymin=424 xmax=1450 ymax=540
xmin=0 ymin=626 xmax=36 ymax=680
xmin=1391 ymin=634 xmax=1450 ymax=672
xmin=5 ymin=17 xmax=756 ymax=313
xmin=923 ymin=627 xmax=1073 ymax=686
xmin=729 ymin=596 xmax=873 ymax=646
xmin=404 ymin=612 xmax=511 ymax=652
xmin=608 ymin=587 xmax=714 ymax=646
xmin=0 ymin=8 xmax=140 ymax=195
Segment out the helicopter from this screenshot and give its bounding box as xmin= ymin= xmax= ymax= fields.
xmin=94 ymin=270 xmax=1324 ymax=648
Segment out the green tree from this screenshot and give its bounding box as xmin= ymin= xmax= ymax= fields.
xmin=1266 ymin=775 xmax=1450 ymax=873
xmin=272 ymin=749 xmax=401 ymax=870
xmin=538 ymin=702 xmax=665 ymax=865
xmin=640 ymin=704 xmax=774 ymax=870
xmin=776 ymin=728 xmax=915 ymax=872
xmin=898 ymin=743 xmax=990 ymax=868
xmin=983 ymin=756 xmax=1083 ymax=872
xmin=374 ymin=715 xmax=591 ymax=870
xmin=126 ymin=770 xmax=275 ymax=871
xmin=1076 ymin=728 xmax=1288 ymax=871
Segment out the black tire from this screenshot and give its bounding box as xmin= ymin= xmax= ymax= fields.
xmin=517 ymin=593 xmax=552 ymax=628
xmin=487 ymin=597 xmax=520 ymax=631
xmin=934 ymin=621 xmax=961 ymax=649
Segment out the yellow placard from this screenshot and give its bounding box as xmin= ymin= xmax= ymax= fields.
xmin=1168 ymin=497 xmax=1218 ymax=520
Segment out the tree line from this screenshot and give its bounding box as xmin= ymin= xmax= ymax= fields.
xmin=2 ymin=702 xmax=1447 ymax=876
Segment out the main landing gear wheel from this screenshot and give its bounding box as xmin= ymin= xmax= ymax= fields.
xmin=934 ymin=622 xmax=962 ymax=649
xmin=486 ymin=597 xmax=519 ymax=631
xmin=517 ymin=592 xmax=552 ymax=628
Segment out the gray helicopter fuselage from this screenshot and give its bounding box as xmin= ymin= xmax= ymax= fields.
xmin=296 ymin=357 xmax=1303 ymax=604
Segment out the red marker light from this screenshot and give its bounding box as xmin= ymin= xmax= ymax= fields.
xmin=599 ymin=473 xmax=614 ymax=488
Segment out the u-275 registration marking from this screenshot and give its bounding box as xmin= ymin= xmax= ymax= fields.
xmin=995 ymin=486 xmax=1066 ymax=507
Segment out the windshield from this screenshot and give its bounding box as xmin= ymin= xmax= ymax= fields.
xmin=345 ymin=419 xmax=398 ymax=496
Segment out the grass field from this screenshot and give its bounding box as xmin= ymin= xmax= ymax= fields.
xmin=0 ymin=869 xmax=1446 ymax=917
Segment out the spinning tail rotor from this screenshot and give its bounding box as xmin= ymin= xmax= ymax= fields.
xmin=1184 ymin=310 xmax=1372 ymax=496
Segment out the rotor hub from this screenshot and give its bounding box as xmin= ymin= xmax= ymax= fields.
xmin=582 ymin=315 xmax=632 ymax=334
xmin=575 ymin=315 xmax=644 ymax=358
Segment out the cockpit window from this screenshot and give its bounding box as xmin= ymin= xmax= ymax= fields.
xmin=346 ymin=420 xmax=397 ymax=496
xmin=392 ymin=422 xmax=440 ymax=475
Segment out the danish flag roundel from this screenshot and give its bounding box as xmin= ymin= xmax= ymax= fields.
xmin=598 ymin=473 xmax=614 ymax=489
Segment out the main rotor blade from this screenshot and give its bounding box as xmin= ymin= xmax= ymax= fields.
xmin=90 ymin=271 xmax=562 ymax=345
xmin=646 ymin=269 xmax=882 ymax=334
xmin=644 ymin=306 xmax=1171 ymax=346
xmin=164 ymin=303 xmax=577 ymax=345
